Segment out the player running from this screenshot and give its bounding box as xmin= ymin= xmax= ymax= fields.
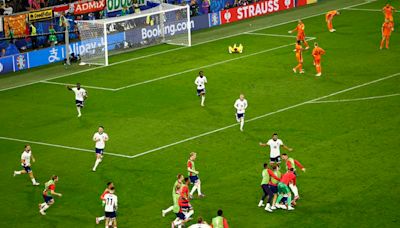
xmin=92 ymin=126 xmax=109 ymax=172
xmin=275 ymin=169 xmax=296 ymax=211
xmin=163 ymin=174 xmax=185 ymax=217
xmin=258 ymin=163 xmax=281 ymax=212
xmin=288 ymin=20 xmax=309 ymax=49
xmin=382 ymin=4 xmax=395 ymax=31
xmin=326 ymin=10 xmax=340 ymax=32
xmin=103 ymin=187 xmax=118 ymax=228
xmin=292 ymin=40 xmax=304 ymax=74
xmin=312 ymin=42 xmax=326 ymax=77
xmin=281 ymin=154 xmax=306 ymax=202
xmin=13 ymin=144 xmax=40 ymax=186
xmin=380 ymin=19 xmax=394 ymax=50
xmin=234 ymin=94 xmax=248 ymax=132
xmin=188 ymin=152 xmax=205 ymax=199
xmin=211 ymin=209 xmax=229 ymax=228
xmin=39 ymin=175 xmax=62 ymax=215
xmin=67 ymin=83 xmax=87 ymax=117
xmin=195 ymin=71 xmax=208 ymax=107
xmin=96 ymin=182 xmax=114 ymax=224
xmin=259 ymin=133 xmax=293 ymax=165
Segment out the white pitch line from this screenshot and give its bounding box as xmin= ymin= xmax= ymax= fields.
xmin=0 ymin=136 xmax=131 ymax=158
xmin=130 ymin=71 xmax=400 ymax=159
xmin=308 ymin=93 xmax=400 ymax=104
xmin=244 ymin=32 xmax=315 ymax=39
xmin=114 ymin=39 xmax=316 ymax=91
xmin=40 ymin=80 xmax=117 ymax=91
xmin=0 ymin=0 xmax=376 ymax=93
xmin=344 ymin=8 xmax=400 ymax=12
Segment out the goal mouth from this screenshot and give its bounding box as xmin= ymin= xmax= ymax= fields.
xmin=76 ymin=3 xmax=191 ymax=66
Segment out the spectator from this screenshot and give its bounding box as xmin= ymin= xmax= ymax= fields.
xmin=189 ymin=0 xmax=198 ymax=17
xmin=48 ymin=24 xmax=57 ymax=46
xmin=1 ymin=48 xmax=6 ymax=57
xmin=2 ymin=3 xmax=13 ymax=15
xmin=30 ymin=23 xmax=38 ymax=49
xmin=224 ymin=1 xmax=231 ymax=9
xmin=28 ymin=0 xmax=41 ymax=10
xmin=201 ymin=0 xmax=210 ymax=14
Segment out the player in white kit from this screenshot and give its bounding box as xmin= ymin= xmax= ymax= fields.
xmin=234 ymin=94 xmax=248 ymax=131
xmin=195 ymin=71 xmax=207 ymax=107
xmin=67 ymin=83 xmax=87 ymax=117
xmin=259 ymin=133 xmax=293 ymax=164
xmin=104 ymin=187 xmax=118 ymax=228
xmin=13 ymin=144 xmax=40 ymax=186
xmin=92 ymin=126 xmax=109 ymax=172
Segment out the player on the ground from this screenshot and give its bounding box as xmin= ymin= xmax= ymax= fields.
xmin=382 ymin=3 xmax=395 ymax=31
xmin=104 ymin=187 xmax=118 ymax=228
xmin=96 ymin=182 xmax=114 ymax=224
xmin=312 ymin=42 xmax=326 ymax=77
xmin=234 ymin=94 xmax=248 ymax=132
xmin=288 ymin=20 xmax=309 ymax=49
xmin=162 ymin=174 xmax=184 ymax=217
xmin=281 ymin=153 xmax=306 ymax=202
xmin=13 ymin=144 xmax=40 ymax=186
xmin=259 ymin=133 xmax=293 ymax=165
xmin=258 ymin=163 xmax=281 ymax=212
xmin=326 ymin=10 xmax=340 ymax=32
xmin=211 ymin=209 xmax=229 ymax=228
xmin=195 ymin=71 xmax=207 ymax=107
xmin=228 ymin=43 xmax=243 ymax=53
xmin=189 ymin=217 xmax=211 ymax=228
xmin=380 ymin=19 xmax=394 ymax=50
xmin=188 ymin=152 xmax=205 ymax=199
xmin=268 ymin=164 xmax=282 ymax=210
xmin=67 ymin=83 xmax=87 ymax=117
xmin=275 ymin=169 xmax=296 ymax=210
xmin=92 ymin=126 xmax=109 ymax=172
xmin=39 ymin=175 xmax=62 ymax=215
xmin=293 ymin=40 xmax=304 ymax=74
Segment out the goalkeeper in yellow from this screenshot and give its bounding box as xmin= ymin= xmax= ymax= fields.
xmin=228 ymin=44 xmax=243 ymax=53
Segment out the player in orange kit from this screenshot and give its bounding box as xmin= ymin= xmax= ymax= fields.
xmin=326 ymin=10 xmax=340 ymax=32
xmin=288 ymin=20 xmax=309 ymax=49
xmin=312 ymin=42 xmax=325 ymax=77
xmin=380 ymin=19 xmax=394 ymax=50
xmin=382 ymin=4 xmax=395 ymax=31
xmin=293 ymin=40 xmax=304 ymax=74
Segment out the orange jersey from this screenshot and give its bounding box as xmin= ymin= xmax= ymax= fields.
xmin=295 ymin=44 xmax=303 ymax=62
xmin=312 ymin=47 xmax=325 ymax=59
xmin=383 ymin=5 xmax=395 ymax=19
xmin=326 ymin=10 xmax=338 ymax=21
xmin=382 ymin=22 xmax=393 ymax=35
xmin=294 ymin=23 xmax=305 ymax=38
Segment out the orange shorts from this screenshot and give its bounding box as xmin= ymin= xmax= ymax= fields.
xmin=385 ymin=16 xmax=394 ymax=22
xmin=314 ymin=58 xmax=321 ymax=65
xmin=296 ymin=54 xmax=303 ymax=62
xmin=297 ymin=34 xmax=305 ymax=41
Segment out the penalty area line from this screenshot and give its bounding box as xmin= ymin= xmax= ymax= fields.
xmin=40 ymin=80 xmax=117 ymax=91
xmin=308 ymin=93 xmax=400 ymax=104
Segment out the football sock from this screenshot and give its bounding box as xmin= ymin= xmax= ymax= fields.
xmin=289 ymin=184 xmax=299 ymax=198
xmin=201 ymin=96 xmax=205 ymax=106
xmin=93 ymin=158 xmax=101 ymax=170
xmin=164 ymin=206 xmax=173 ymax=214
xmin=276 ymin=195 xmax=283 ymax=205
xmin=40 ymin=204 xmax=50 ymax=212
xmin=190 ymin=185 xmax=197 ymax=195
xmin=98 ymin=216 xmax=105 ymax=221
xmin=14 ymin=171 xmax=21 ymax=175
xmin=197 ymin=183 xmax=202 ymax=195
xmin=77 ymin=107 xmax=81 ymax=116
xmin=240 ymin=119 xmax=244 ymax=131
xmin=31 ymin=178 xmax=37 ymax=184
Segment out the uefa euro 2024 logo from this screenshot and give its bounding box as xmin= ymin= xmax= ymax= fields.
xmin=284 ymin=0 xmax=292 ymax=8
xmin=16 ymin=55 xmax=26 ymax=70
xmin=224 ymin=11 xmax=231 ymax=23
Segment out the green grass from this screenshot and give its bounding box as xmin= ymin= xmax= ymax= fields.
xmin=0 ymin=0 xmax=400 ymax=227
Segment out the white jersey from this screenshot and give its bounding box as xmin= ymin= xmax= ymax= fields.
xmin=267 ymin=139 xmax=283 ymax=158
xmin=71 ymin=87 xmax=87 ymax=101
xmin=104 ymin=193 xmax=118 ymax=212
xmin=234 ymin=99 xmax=248 ymax=114
xmin=195 ymin=76 xmax=207 ymax=90
xmin=21 ymin=151 xmax=32 ymax=166
xmin=93 ymin=132 xmax=109 ymax=149
xmin=188 ymin=224 xmax=211 ymax=228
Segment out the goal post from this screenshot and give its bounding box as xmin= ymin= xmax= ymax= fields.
xmin=76 ymin=3 xmax=192 ymax=66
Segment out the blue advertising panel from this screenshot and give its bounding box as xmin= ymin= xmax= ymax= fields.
xmin=0 ymin=56 xmax=15 ymax=74
xmin=13 ymin=54 xmax=29 ymax=71
xmin=208 ymin=12 xmax=221 ymax=27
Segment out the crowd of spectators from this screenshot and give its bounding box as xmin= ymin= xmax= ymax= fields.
xmin=0 ymin=0 xmax=78 ymax=15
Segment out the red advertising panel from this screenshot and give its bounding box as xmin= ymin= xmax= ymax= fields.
xmin=74 ymin=0 xmax=106 ymax=15
xmin=297 ymin=0 xmax=307 ymax=6
xmin=221 ymin=0 xmax=295 ymax=24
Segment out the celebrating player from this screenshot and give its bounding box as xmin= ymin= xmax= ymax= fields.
xmin=326 ymin=10 xmax=340 ymax=32
xmin=92 ymin=126 xmax=109 ymax=172
xmin=67 ymin=83 xmax=87 ymax=117
xmin=188 ymin=152 xmax=205 ymax=199
xmin=13 ymin=144 xmax=40 ymax=186
xmin=312 ymin=42 xmax=326 ymax=77
xmin=268 ymin=164 xmax=282 ymax=210
xmin=189 ymin=217 xmax=211 ymax=228
xmin=259 ymin=133 xmax=293 ymax=165
xmin=275 ymin=169 xmax=296 ymax=211
xmin=281 ymin=154 xmax=306 ymax=201
xmin=288 ymin=20 xmax=309 ymax=49
xmin=380 ymin=19 xmax=394 ymax=50
xmin=104 ymin=187 xmax=118 ymax=228
xmin=382 ymin=4 xmax=395 ymax=31
xmin=234 ymin=94 xmax=248 ymax=132
xmin=195 ymin=71 xmax=208 ymax=107
xmin=211 ymin=209 xmax=229 ymax=228
xmin=258 ymin=163 xmax=281 ymax=212
xmin=293 ymin=40 xmax=304 ymax=74
xmin=162 ymin=174 xmax=184 ymax=217
xmin=39 ymin=175 xmax=62 ymax=215
xmin=96 ymin=182 xmax=114 ymax=224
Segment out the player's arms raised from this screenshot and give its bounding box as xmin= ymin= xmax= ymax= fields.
xmin=267 ymin=169 xmax=280 ymax=181
xmin=66 ymin=85 xmax=73 ymax=91
xmin=282 ymin=144 xmax=293 ymax=152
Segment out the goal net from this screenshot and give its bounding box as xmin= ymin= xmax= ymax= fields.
xmin=76 ymin=3 xmax=191 ymax=66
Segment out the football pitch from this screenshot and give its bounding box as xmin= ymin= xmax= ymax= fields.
xmin=1 ymin=0 xmax=399 ymax=227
